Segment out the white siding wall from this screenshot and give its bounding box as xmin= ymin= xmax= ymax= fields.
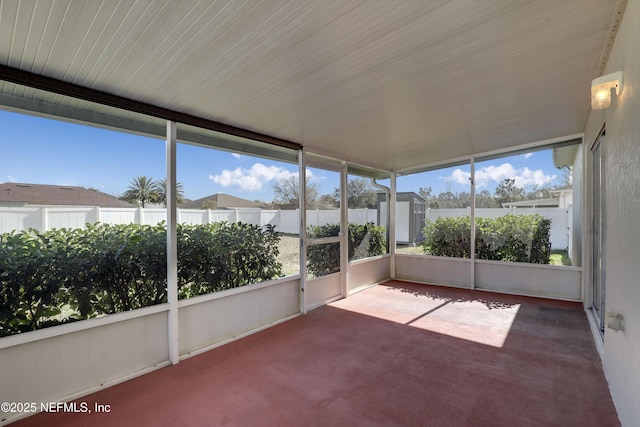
xmin=583 ymin=0 xmax=640 ymax=423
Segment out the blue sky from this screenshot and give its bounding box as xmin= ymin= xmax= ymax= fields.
xmin=1 ymin=110 xmax=564 ymax=202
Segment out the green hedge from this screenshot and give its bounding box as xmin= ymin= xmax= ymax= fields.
xmin=0 ymin=222 xmax=282 ymax=337
xmin=422 ymin=214 xmax=551 ymax=263
xmin=306 ymin=222 xmax=386 ymax=277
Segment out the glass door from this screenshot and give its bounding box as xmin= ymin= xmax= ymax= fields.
xmin=591 ymin=135 xmax=606 ymax=334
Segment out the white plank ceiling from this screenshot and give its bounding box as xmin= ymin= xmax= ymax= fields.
xmin=0 ymin=0 xmax=623 ymax=171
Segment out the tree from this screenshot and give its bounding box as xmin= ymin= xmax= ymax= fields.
xmin=272 ymin=176 xmax=320 ymax=209
xmin=333 ymin=178 xmax=378 ymax=209
xmin=559 ymin=165 xmax=573 ymax=186
xmin=475 ymin=189 xmax=498 ymax=208
xmin=152 ymin=179 xmax=185 ymax=207
xmin=525 ymin=185 xmax=553 ymax=201
xmin=418 ymin=186 xmax=433 ymax=202
xmin=120 ymin=176 xmax=159 ymax=207
xmin=494 ymin=178 xmax=524 ymax=206
xmin=317 ymin=194 xmax=337 ymax=209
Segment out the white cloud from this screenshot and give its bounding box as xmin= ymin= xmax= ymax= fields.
xmin=522 ymin=152 xmax=534 ymax=159
xmin=445 ymin=168 xmax=471 ymax=185
xmin=210 ymin=163 xmax=297 ymax=191
xmin=443 ymin=163 xmax=555 ymax=189
xmin=8 ymin=175 xmax=16 ymax=182
xmin=231 ymin=153 xmax=243 ymax=159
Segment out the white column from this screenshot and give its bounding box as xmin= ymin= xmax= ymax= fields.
xmin=298 ymin=150 xmax=307 ymax=314
xmin=470 ymin=157 xmax=476 ymax=290
xmin=166 ymin=121 xmax=179 ymax=364
xmin=340 ymin=161 xmax=348 ymax=298
xmin=390 ymin=173 xmax=397 ymax=279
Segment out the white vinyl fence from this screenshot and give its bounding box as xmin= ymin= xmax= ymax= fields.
xmin=0 ymin=205 xmax=571 ymax=250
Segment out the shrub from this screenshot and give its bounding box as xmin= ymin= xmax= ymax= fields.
xmin=0 ymin=222 xmax=282 ymax=337
xmin=422 ymin=214 xmax=551 ymax=264
xmin=177 ymin=222 xmax=282 ymax=297
xmin=422 ymin=216 xmax=471 ymax=258
xmin=306 ymin=222 xmax=386 ymax=277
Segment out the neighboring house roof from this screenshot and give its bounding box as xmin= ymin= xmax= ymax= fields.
xmin=179 ymin=193 xmax=263 ymax=210
xmin=0 ymin=182 xmax=134 ymax=208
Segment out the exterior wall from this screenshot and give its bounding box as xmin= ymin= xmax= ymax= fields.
xmin=583 ymin=0 xmax=640 ymax=424
xmin=395 ymin=255 xmax=472 ymax=289
xmin=347 ymin=255 xmax=391 ymax=293
xmin=178 ymin=278 xmax=300 ymax=357
xmin=475 ymin=261 xmax=581 ymax=301
xmin=0 ymin=277 xmax=302 ymax=425
xmin=307 ymin=273 xmax=342 ymax=310
xmin=0 ymin=307 xmax=169 ymax=425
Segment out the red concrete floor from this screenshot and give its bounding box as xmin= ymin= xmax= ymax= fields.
xmin=11 ymin=281 xmax=619 ymax=426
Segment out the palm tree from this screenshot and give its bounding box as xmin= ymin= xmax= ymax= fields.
xmin=120 ymin=176 xmax=159 ymax=207
xmin=152 ymin=179 xmax=185 ymax=207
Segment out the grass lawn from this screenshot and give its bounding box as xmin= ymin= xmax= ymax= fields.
xmin=549 ymin=250 xmax=571 ymax=266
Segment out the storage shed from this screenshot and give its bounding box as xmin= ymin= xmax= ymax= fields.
xmin=378 ymin=192 xmax=426 ymax=245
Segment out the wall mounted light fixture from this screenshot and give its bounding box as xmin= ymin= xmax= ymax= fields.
xmin=591 ymin=71 xmax=623 ymax=110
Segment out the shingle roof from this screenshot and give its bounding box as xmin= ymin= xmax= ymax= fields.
xmin=0 ymin=183 xmax=134 ymax=208
xmin=180 ymin=193 xmax=263 ymax=210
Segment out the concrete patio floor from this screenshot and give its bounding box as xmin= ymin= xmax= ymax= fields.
xmin=12 ymin=280 xmax=619 ymax=426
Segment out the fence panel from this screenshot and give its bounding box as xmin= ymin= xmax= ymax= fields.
xmin=142 ymin=209 xmax=167 ymax=225
xmin=260 ymin=210 xmax=280 ymax=227
xmin=0 ymin=206 xmax=571 ymax=250
xmin=277 ymin=210 xmax=299 ymax=234
xmin=236 ymin=209 xmax=262 ymax=225
xmin=179 ymin=209 xmax=208 ymax=225
xmin=207 ymin=210 xmax=234 ymax=223
xmin=100 ymin=208 xmax=137 ymax=225
xmin=47 ymin=208 xmax=97 ymax=230
xmin=0 ymin=207 xmax=42 ymax=233
xmin=348 ymin=208 xmax=377 ymax=225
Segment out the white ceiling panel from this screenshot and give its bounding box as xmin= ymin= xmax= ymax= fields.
xmin=0 ymin=0 xmax=624 ymax=171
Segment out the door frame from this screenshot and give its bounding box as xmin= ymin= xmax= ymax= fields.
xmin=300 ymin=152 xmax=347 ymax=312
xmin=589 ymin=129 xmax=606 ymax=335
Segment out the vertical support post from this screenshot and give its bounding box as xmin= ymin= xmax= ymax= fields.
xmin=166 ymin=120 xmax=179 ymax=364
xmin=298 ymin=149 xmax=307 ymax=314
xmin=340 ymin=161 xmax=348 ymax=297
xmin=41 ymin=207 xmax=48 ymax=232
xmin=137 ymin=206 xmax=145 ymax=225
xmin=390 ymin=173 xmax=397 ymax=279
xmin=94 ymin=206 xmax=101 ymax=224
xmin=470 ymin=157 xmax=476 ymax=290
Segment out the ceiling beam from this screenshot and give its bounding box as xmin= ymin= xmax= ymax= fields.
xmin=0 ymin=65 xmax=302 ymax=152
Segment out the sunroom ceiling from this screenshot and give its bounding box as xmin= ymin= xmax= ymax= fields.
xmin=0 ymin=0 xmax=623 ymax=172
